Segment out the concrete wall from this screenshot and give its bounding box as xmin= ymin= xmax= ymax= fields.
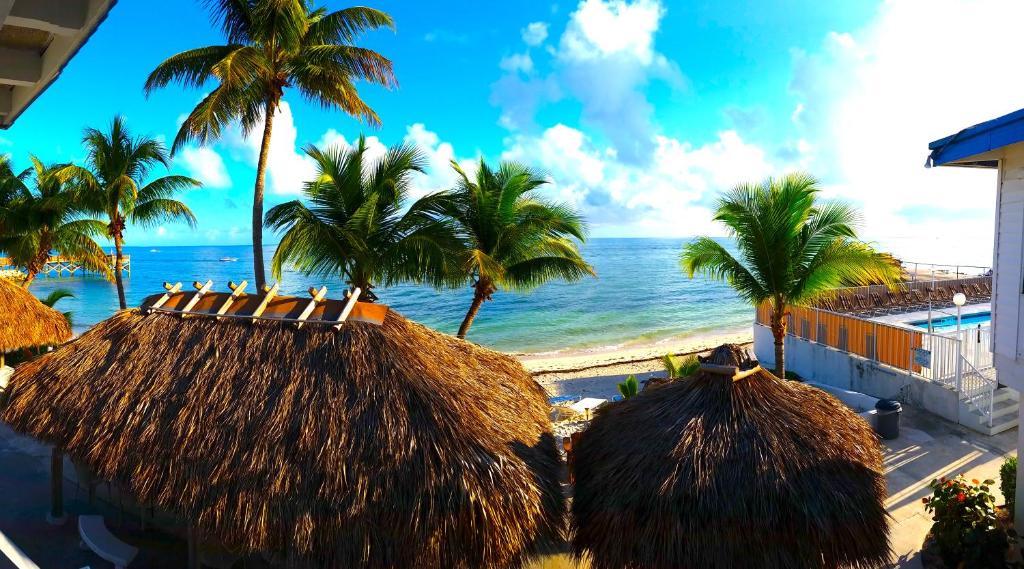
xmin=754 ymin=325 xmax=961 ymax=423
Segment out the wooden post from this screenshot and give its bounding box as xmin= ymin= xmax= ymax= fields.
xmin=47 ymin=448 xmax=66 ymax=525
xmin=187 ymin=524 xmax=200 ymax=569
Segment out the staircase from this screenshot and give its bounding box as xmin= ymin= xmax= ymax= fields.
xmin=960 ymin=385 xmax=1019 ymax=436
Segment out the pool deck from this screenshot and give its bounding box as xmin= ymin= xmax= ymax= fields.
xmin=870 ymin=302 xmax=990 ymax=332
xmin=0 ymin=405 xmax=1016 ymax=568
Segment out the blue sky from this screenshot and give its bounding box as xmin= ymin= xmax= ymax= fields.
xmin=0 ymin=0 xmax=1018 ymax=265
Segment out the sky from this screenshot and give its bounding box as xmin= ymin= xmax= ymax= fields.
xmin=0 ymin=0 xmax=1018 ymax=266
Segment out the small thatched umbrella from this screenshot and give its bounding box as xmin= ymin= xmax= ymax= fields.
xmin=0 ymin=276 xmax=72 ymax=365
xmin=2 ymin=283 xmax=563 ymax=568
xmin=571 ymin=344 xmax=890 ymax=569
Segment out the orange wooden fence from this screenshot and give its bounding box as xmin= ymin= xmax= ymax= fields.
xmin=756 ymin=303 xmax=924 ymax=373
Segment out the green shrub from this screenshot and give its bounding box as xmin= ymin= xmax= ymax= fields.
xmin=663 ymin=354 xmax=699 ymax=379
xmin=1001 ymin=456 xmax=1017 ymax=510
xmin=617 ymin=375 xmax=639 ymax=399
xmin=923 ymin=475 xmax=1012 ymax=568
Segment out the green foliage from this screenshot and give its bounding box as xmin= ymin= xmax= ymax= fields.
xmin=1001 ymin=456 xmax=1017 ymax=511
xmin=663 ymin=354 xmax=699 ymax=379
xmin=434 ymin=159 xmax=595 ymax=337
xmin=923 ymin=475 xmax=1013 ymax=568
xmin=40 ymin=288 xmax=75 ymax=327
xmin=0 ymin=157 xmax=110 ymax=286
xmin=617 ymin=375 xmax=639 ymax=399
xmin=266 ymin=137 xmax=460 ymax=299
xmin=145 ymin=2 xmax=397 ymax=150
xmin=679 ymin=172 xmax=900 ymax=376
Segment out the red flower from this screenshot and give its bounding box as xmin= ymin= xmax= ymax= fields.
xmin=957 ymin=492 xmax=966 ymax=502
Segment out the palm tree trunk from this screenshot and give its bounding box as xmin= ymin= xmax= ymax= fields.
xmin=770 ymin=304 xmax=787 ymax=379
xmin=252 ymin=99 xmax=278 ymax=290
xmin=20 ymin=271 xmax=36 ymax=289
xmin=113 ymin=233 xmax=127 ymax=310
xmin=457 ymin=285 xmax=488 ymax=339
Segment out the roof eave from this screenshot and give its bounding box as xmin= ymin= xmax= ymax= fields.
xmin=926 ymin=107 xmax=1024 ymax=169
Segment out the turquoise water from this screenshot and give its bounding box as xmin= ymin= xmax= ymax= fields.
xmin=909 ymin=311 xmax=991 ymax=332
xmin=25 ymin=238 xmax=753 ymax=354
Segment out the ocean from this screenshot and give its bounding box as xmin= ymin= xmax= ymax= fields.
xmin=26 ymin=238 xmax=753 ymax=355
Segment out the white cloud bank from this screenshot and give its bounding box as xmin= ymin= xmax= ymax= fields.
xmin=178 ymin=146 xmax=230 ymax=188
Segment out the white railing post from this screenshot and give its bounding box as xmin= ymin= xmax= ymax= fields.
xmin=955 ymin=339 xmax=963 ymax=393
xmin=989 ymin=391 xmax=995 ymax=428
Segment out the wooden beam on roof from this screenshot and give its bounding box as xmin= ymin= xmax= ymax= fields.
xmin=251 ymin=282 xmax=279 ymax=319
xmin=7 ymin=0 xmax=89 ymax=36
xmin=333 ymin=287 xmax=362 ymax=330
xmin=295 ymin=286 xmax=327 ymax=328
xmin=150 ymin=282 xmax=182 ymax=310
xmin=180 ymin=280 xmax=213 ymax=314
xmin=0 ymin=47 xmax=41 ymax=87
xmin=216 ymin=280 xmax=247 ymax=318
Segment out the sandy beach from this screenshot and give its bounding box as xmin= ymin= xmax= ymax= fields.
xmin=518 ymin=328 xmax=754 ymax=401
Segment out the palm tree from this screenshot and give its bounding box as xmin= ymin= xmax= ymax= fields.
xmin=680 ymin=172 xmax=900 ymax=378
xmin=40 ymin=288 xmax=75 ymax=327
xmin=266 ymin=137 xmax=458 ymax=300
xmin=436 ymin=160 xmax=595 ymax=339
xmin=145 ymin=1 xmax=398 ymax=289
xmin=0 ymin=155 xmax=30 ymax=238
xmin=0 ymin=157 xmax=110 ymax=288
xmin=63 ymin=117 xmax=199 ymax=309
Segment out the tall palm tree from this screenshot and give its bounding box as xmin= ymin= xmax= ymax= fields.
xmin=437 ymin=159 xmax=595 ymax=339
xmin=145 ymin=0 xmax=398 ymax=289
xmin=266 ymin=137 xmax=458 ymax=300
xmin=62 ymin=117 xmax=199 ymax=310
xmin=680 ymin=172 xmax=900 ymax=378
xmin=0 ymin=157 xmax=110 ymax=288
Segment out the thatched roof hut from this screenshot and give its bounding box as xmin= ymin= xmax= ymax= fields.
xmin=0 ymin=276 xmax=71 ymax=354
xmin=571 ymin=344 xmax=890 ymax=569
xmin=1 ymin=283 xmax=564 ymax=568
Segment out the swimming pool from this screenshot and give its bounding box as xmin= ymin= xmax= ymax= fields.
xmin=908 ymin=311 xmax=991 ymax=331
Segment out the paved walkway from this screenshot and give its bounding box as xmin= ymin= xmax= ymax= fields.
xmin=0 ymin=406 xmax=1016 ymax=568
xmin=883 ymin=407 xmax=1015 ymax=567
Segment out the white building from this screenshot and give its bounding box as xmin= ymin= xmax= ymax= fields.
xmin=927 ymin=107 xmax=1024 ymax=527
xmin=0 ymin=0 xmax=117 ymax=128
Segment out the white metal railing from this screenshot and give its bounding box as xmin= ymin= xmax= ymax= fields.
xmin=0 ymin=530 xmax=40 ymax=569
xmin=959 ymin=356 xmax=997 ymax=427
xmin=919 ymin=333 xmax=962 ymax=387
xmin=944 ymin=326 xmax=993 ymax=370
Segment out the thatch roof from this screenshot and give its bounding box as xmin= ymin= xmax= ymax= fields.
xmin=571 ymin=344 xmax=890 ymax=569
xmin=1 ymin=288 xmax=563 ymax=568
xmin=0 ymin=276 xmax=71 ymax=352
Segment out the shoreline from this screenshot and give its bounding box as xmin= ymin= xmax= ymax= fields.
xmin=515 ymin=327 xmax=754 ymax=401
xmin=517 ymin=327 xmax=753 ymax=376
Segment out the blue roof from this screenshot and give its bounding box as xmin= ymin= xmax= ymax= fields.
xmin=927 ymin=107 xmax=1024 ymax=168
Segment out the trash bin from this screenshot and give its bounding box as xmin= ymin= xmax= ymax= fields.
xmin=874 ymin=399 xmax=902 ymax=440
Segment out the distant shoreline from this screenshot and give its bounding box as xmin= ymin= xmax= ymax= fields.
xmin=518 ymin=327 xmax=753 ymax=378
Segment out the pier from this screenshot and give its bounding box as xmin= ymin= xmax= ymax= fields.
xmin=0 ymin=255 xmax=130 ymax=277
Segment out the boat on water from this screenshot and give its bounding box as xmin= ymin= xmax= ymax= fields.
xmin=219 ymin=257 xmax=239 ymax=262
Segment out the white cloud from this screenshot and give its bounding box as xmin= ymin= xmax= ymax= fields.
xmin=522 ymin=22 xmax=549 ymax=46
xmin=499 ymin=52 xmax=534 ymax=74
xmin=502 ymin=124 xmax=793 ymax=237
xmin=558 ymin=0 xmax=661 ymax=63
xmin=225 ymin=101 xmax=317 ymax=195
xmin=789 ymin=0 xmax=1021 ymax=265
xmin=177 ymin=146 xmax=230 ymax=188
xmin=493 ymin=0 xmax=683 ymax=163
xmin=157 ymin=226 xmax=167 ymax=236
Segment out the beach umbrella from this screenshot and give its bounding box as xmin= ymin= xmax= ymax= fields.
xmin=571 ymin=344 xmax=890 ymax=569
xmin=0 ymin=276 xmax=71 ymax=366
xmin=2 ymin=283 xmax=564 ymax=568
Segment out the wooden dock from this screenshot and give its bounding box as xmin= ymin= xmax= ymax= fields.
xmin=0 ymin=254 xmax=130 ymax=277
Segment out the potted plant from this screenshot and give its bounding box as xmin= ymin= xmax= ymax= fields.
xmin=921 ymin=475 xmax=1017 ymax=568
